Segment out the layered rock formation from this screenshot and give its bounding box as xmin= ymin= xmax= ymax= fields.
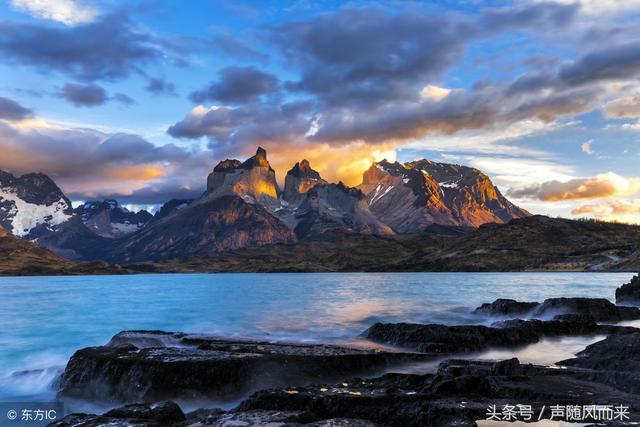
xmin=616 ymin=274 xmax=640 ymax=304
xmin=205 ymin=147 xmax=280 ymax=207
xmin=357 ymin=159 xmax=529 ymax=232
xmin=283 ymin=159 xmax=327 ymax=202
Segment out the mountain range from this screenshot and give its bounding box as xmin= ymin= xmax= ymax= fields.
xmin=1 ymin=147 xmax=638 ymax=273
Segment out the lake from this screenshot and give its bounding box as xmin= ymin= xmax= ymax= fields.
xmin=0 ymin=272 xmax=635 ymax=407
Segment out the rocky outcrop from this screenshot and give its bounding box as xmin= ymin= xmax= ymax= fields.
xmin=362 ymin=315 xmax=635 ymax=354
xmin=474 ymin=297 xmax=640 ymax=321
xmin=205 ymin=147 xmax=280 ymax=207
xmin=616 ymin=274 xmax=640 ymax=304
xmin=294 ymin=183 xmax=394 ymax=238
xmin=474 ymin=298 xmax=538 ymax=316
xmin=357 ymin=159 xmax=528 ymax=232
xmin=284 ymin=160 xmax=327 ymax=203
xmin=74 ymin=199 xmax=152 ymax=238
xmin=57 ymin=330 xmax=430 ymax=402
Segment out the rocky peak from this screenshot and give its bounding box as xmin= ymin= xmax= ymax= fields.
xmin=74 ymin=199 xmax=152 ymax=239
xmin=283 ymin=159 xmax=327 ymax=202
xmin=206 ymin=147 xmax=280 ymax=205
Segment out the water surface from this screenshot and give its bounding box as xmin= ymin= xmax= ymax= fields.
xmin=0 ymin=272 xmax=634 ymax=405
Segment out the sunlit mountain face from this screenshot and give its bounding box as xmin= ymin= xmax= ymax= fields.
xmin=0 ymin=0 xmax=639 ymax=223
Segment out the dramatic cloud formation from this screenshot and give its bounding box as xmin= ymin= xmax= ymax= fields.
xmin=189 ymin=67 xmax=279 ymax=104
xmin=0 ymin=14 xmax=171 ymax=82
xmin=10 ymin=0 xmax=99 ymax=25
xmin=509 ymin=172 xmax=640 ymax=201
xmin=0 ymin=111 xmax=212 ymax=203
xmin=0 ymin=97 xmax=33 ymax=121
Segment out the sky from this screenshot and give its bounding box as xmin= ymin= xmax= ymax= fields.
xmin=0 ymin=0 xmax=639 ymax=222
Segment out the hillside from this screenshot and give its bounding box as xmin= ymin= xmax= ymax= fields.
xmin=126 ymin=216 xmax=640 ymax=273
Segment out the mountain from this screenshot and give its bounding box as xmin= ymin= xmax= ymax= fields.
xmin=0 ymin=224 xmax=123 ymax=275
xmin=357 ymin=159 xmax=529 ymax=231
xmin=148 ymin=199 xmax=193 ymax=224
xmin=74 ymin=199 xmax=152 ymax=238
xmin=109 ymin=195 xmax=295 ymax=262
xmin=293 ymin=182 xmax=394 ymax=238
xmin=0 ymin=170 xmax=73 ymax=237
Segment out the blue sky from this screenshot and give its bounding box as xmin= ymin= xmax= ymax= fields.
xmin=0 ymin=0 xmax=639 ymax=222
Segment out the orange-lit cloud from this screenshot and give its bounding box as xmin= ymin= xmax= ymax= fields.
xmin=105 ymin=166 xmax=165 ymax=181
xmin=572 ymin=200 xmax=640 ymax=224
xmin=509 ymin=172 xmax=640 ymax=201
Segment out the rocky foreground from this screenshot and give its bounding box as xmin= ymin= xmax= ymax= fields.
xmin=51 ymin=276 xmax=640 ymax=426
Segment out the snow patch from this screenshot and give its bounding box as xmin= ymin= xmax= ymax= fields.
xmin=0 ymin=188 xmax=72 ymax=237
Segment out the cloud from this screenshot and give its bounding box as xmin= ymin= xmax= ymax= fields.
xmin=0 ymin=97 xmax=33 ymax=121
xmin=603 ymin=96 xmax=640 ymax=119
xmin=189 ymin=66 xmax=279 ymax=104
xmin=113 ymin=93 xmax=135 ymax=106
xmin=10 ymin=0 xmax=99 ymax=25
xmin=0 ymin=117 xmax=213 ymax=204
xmin=581 ymin=139 xmax=594 ymax=155
xmin=572 ymin=199 xmax=640 ymax=224
xmin=61 ymin=83 xmax=108 ymax=107
xmin=0 ymin=13 xmax=173 ymax=82
xmin=509 ymin=172 xmax=640 ymax=201
xmin=146 ymin=78 xmax=177 ymax=96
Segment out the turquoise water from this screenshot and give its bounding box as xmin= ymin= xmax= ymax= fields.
xmin=0 ymin=272 xmax=634 ymax=404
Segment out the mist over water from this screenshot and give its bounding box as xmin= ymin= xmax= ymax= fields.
xmin=0 ymin=272 xmax=634 ymax=405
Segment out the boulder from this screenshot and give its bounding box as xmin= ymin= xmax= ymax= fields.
xmin=616 ymin=274 xmax=640 ymax=304
xmin=49 ymin=401 xmax=185 ymax=427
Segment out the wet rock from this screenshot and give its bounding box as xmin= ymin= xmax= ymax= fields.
xmin=361 ymin=314 xmax=633 ymax=355
xmin=476 ymin=297 xmax=640 ymax=321
xmin=49 ymin=401 xmax=185 ymax=427
xmin=57 ymin=331 xmax=430 ymax=402
xmin=560 ymin=332 xmax=640 ymax=372
xmin=237 ymin=358 xmax=640 ymax=426
xmin=474 ymin=298 xmax=538 ymax=316
xmin=533 ymin=297 xmax=640 ymax=321
xmin=616 ymin=274 xmax=640 ymax=304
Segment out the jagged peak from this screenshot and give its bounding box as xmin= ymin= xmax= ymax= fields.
xmin=287 ymin=159 xmax=322 ymax=180
xmin=240 ymin=146 xmax=272 ymax=170
xmin=213 ymin=159 xmax=242 ymax=172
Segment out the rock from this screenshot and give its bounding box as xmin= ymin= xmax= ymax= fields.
xmin=616 ymin=274 xmax=640 ymax=304
xmin=363 ymin=315 xmax=635 ymax=355
xmin=533 ymin=297 xmax=640 ymax=321
xmin=57 ymin=331 xmax=430 ymax=402
xmin=49 ymin=401 xmax=185 ymax=427
xmin=362 ymin=322 xmax=540 ymax=353
xmin=294 ymin=183 xmax=395 ymax=238
xmin=560 ymin=332 xmax=640 ymax=372
xmin=284 ymin=160 xmax=327 ymax=203
xmin=237 ymin=358 xmax=640 ymax=426
xmin=474 ymin=298 xmax=538 ymax=316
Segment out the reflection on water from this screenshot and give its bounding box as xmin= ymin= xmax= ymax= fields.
xmin=0 ymin=272 xmax=634 ymax=405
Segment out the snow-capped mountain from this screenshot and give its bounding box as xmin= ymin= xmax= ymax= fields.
xmin=74 ymin=199 xmax=152 ymax=238
xmin=0 ymin=170 xmax=73 ymax=237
